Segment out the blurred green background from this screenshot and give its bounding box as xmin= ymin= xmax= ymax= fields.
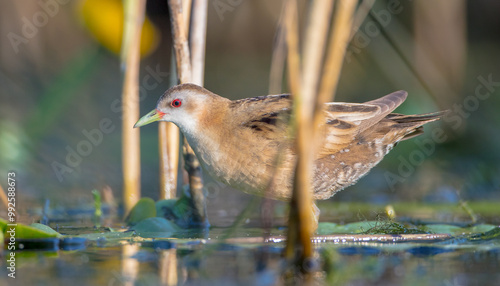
xmin=1 ymin=0 xmax=499 ymax=219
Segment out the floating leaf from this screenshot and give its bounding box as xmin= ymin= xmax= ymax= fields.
xmin=131 ymin=217 xmax=180 ymax=238
xmin=318 ymin=221 xmax=380 ymax=235
xmin=423 ymin=224 xmax=463 ymax=235
xmin=1 ymin=219 xmax=60 ymax=239
xmin=317 ymin=223 xmax=340 ymax=235
xmin=125 ymin=197 xmax=157 ymax=226
xmin=29 ymin=223 xmax=62 ymax=238
xmin=364 ymin=221 xmax=427 ymax=235
xmin=468 ymin=226 xmax=500 ymax=240
xmin=464 ymin=224 xmax=496 ymax=234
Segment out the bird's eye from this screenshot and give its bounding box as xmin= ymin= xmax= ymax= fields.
xmin=171 ymin=99 xmax=182 ymax=108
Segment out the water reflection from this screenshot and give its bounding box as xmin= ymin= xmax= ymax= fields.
xmin=120 ymin=244 xmax=139 ymax=286
xmin=159 ymin=249 xmax=178 ymax=286
xmin=2 ymin=221 xmax=499 ymax=285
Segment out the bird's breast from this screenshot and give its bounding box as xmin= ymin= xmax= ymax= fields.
xmin=184 ymin=128 xmax=276 ymax=194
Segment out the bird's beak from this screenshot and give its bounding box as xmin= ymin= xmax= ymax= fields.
xmin=134 ymin=109 xmax=165 ymax=128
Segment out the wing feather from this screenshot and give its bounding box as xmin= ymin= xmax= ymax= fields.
xmin=231 ymin=90 xmax=408 ymax=146
xmin=321 ymin=90 xmax=408 ymax=150
xmin=232 ymin=94 xmax=292 ymax=140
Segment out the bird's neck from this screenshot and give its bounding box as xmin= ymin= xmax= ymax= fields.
xmin=177 ymin=100 xmax=232 ymax=173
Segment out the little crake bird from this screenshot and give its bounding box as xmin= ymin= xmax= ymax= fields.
xmin=135 ymin=84 xmax=444 ymax=217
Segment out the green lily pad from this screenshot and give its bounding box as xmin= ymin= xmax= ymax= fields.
xmin=318 ymin=221 xmax=380 ymax=235
xmin=364 ymin=221 xmax=428 ymax=235
xmin=424 ymin=224 xmax=463 ymax=235
xmin=317 ymin=223 xmax=340 ymax=235
xmin=30 ymin=223 xmax=62 ymax=238
xmin=131 ymin=217 xmax=180 ymax=238
xmin=464 ymin=224 xmax=496 ymax=234
xmin=1 ymin=219 xmax=60 ymax=239
xmin=469 ymin=226 xmax=500 ymax=240
xmin=125 ymin=197 xmax=157 ymax=226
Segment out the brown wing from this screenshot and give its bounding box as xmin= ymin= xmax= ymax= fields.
xmin=232 ymin=94 xmax=292 ymax=140
xmin=232 ymin=90 xmax=408 ymax=144
xmin=321 ymin=90 xmax=408 ymax=151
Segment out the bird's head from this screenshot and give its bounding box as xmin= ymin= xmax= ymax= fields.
xmin=134 ymin=83 xmax=219 ymax=132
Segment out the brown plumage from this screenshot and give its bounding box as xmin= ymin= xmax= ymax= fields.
xmin=135 ymin=83 xmax=445 ymax=201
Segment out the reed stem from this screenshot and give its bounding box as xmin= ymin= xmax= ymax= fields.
xmin=283 ymin=0 xmax=315 ymax=262
xmin=268 ymin=2 xmax=287 ymax=95
xmin=167 ymin=0 xmax=208 ymax=226
xmin=121 ymin=0 xmax=147 ymax=213
xmin=190 ymin=0 xmax=208 ymax=86
xmin=158 ymin=121 xmax=179 ymax=199
xmin=284 ymin=0 xmax=358 ymax=270
xmin=314 ymin=0 xmax=357 ymax=130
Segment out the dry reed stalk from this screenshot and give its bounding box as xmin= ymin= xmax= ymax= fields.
xmin=121 ymin=0 xmax=147 ymax=213
xmin=301 ymin=0 xmax=335 ymax=162
xmin=190 ymin=0 xmax=208 ymax=85
xmin=168 ymin=0 xmax=192 ymax=82
xmin=301 ymin=0 xmax=334 ymax=105
xmin=188 ymin=0 xmax=209 ymax=224
xmin=314 ymin=0 xmax=357 ymax=131
xmin=159 ymin=50 xmax=181 ymax=200
xmin=268 ymin=2 xmax=287 ymax=95
xmin=284 ymin=0 xmax=335 ymax=263
xmin=283 ymin=0 xmax=301 ymax=97
xmin=349 ymin=0 xmax=376 ymax=42
xmin=167 ymin=0 xmax=207 ymax=226
xmin=158 ymin=121 xmax=179 ymax=199
xmin=283 ymin=0 xmax=315 ymax=261
xmin=182 ymin=0 xmax=193 ymax=31
xmin=263 ymin=2 xmax=289 ymax=234
xmin=284 ymin=0 xmax=357 ymax=267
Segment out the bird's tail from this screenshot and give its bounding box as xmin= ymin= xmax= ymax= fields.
xmin=387 ymin=111 xmax=448 ymax=141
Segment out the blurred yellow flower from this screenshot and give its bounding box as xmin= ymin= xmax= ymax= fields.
xmin=79 ymin=0 xmax=159 ymax=57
